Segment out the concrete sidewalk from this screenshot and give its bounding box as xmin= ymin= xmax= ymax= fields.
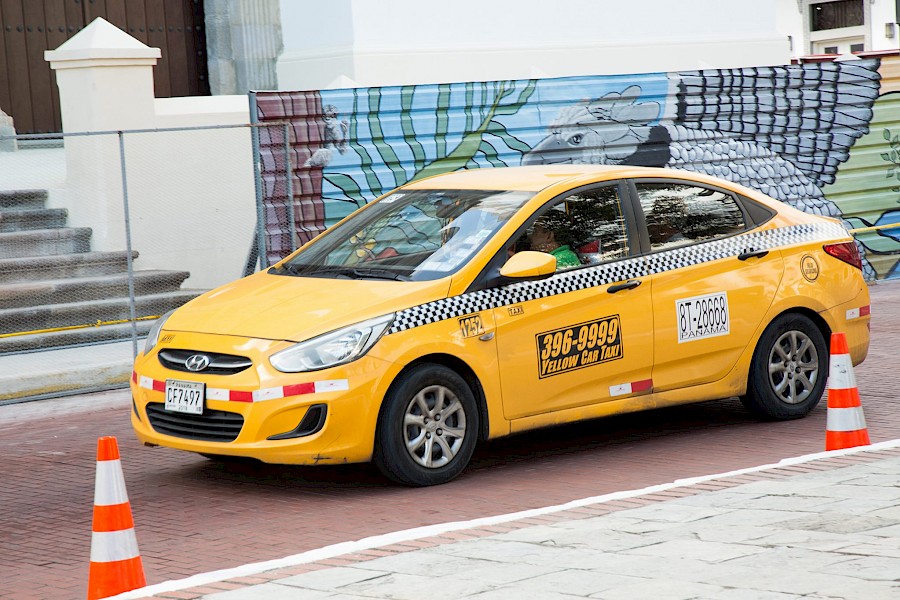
xmin=0 ymin=339 xmax=134 ymax=402
xmin=121 ymin=443 xmax=900 ymax=600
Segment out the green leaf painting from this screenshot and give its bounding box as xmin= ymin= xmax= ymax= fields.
xmin=322 ymin=79 xmax=537 ymax=213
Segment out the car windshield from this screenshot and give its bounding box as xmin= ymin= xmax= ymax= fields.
xmin=273 ymin=188 xmax=534 ymax=281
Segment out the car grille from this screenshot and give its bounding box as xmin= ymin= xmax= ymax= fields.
xmin=158 ymin=349 xmax=253 ymax=375
xmin=146 ymin=403 xmax=244 ymax=442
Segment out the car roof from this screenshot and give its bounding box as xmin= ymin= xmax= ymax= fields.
xmin=401 ymin=165 xmax=741 ymax=193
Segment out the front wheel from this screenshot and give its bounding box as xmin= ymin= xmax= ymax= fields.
xmin=374 ymin=364 xmax=479 ymax=486
xmin=740 ymin=313 xmax=828 ymax=420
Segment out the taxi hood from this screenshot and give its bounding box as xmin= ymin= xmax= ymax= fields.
xmin=164 ymin=271 xmax=451 ymax=342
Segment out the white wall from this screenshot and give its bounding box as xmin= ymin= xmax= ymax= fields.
xmin=277 ymin=0 xmax=790 ymax=90
xmin=46 ymin=19 xmax=256 ymax=289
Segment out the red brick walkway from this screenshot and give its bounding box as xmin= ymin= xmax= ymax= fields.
xmin=1 ymin=280 xmax=898 ymax=599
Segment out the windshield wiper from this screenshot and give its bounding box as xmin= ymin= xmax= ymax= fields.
xmin=273 ymin=264 xmax=409 ymax=281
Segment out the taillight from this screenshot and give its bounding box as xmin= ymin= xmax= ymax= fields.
xmin=823 ymin=241 xmax=862 ymax=270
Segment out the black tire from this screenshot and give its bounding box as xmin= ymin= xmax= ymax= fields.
xmin=374 ymin=364 xmax=479 ymax=486
xmin=740 ymin=313 xmax=828 ymax=420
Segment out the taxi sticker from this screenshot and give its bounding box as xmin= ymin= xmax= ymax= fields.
xmin=459 ymin=314 xmax=486 ymax=338
xmin=508 ymin=305 xmax=524 ymax=316
xmin=801 ymin=255 xmax=820 ymax=282
xmin=536 ymin=315 xmax=622 ymax=378
xmin=676 ymin=291 xmax=730 ymax=343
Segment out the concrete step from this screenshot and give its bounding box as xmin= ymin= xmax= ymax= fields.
xmin=0 ymin=227 xmax=92 ymax=259
xmin=0 ymin=321 xmax=153 ymax=355
xmin=0 ymin=208 xmax=68 ymax=232
xmin=0 ymin=289 xmax=202 ymax=335
xmin=0 ymin=189 xmax=48 ymax=210
xmin=0 ymin=251 xmax=140 ymax=283
xmin=0 ymin=270 xmax=191 ymax=309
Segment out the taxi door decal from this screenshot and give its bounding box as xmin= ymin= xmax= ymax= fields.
xmin=536 ymin=315 xmax=623 ymax=378
xmin=675 ymin=291 xmax=730 ymax=343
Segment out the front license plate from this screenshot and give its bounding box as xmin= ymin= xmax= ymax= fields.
xmin=164 ymin=379 xmax=205 ymax=414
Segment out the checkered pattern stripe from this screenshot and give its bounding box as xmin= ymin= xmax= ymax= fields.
xmin=388 ymin=222 xmax=849 ymax=335
xmin=644 ymin=222 xmax=845 ymax=275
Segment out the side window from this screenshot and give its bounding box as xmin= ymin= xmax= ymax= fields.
xmin=510 ymin=185 xmax=629 ymax=271
xmin=635 ymin=182 xmax=746 ymax=251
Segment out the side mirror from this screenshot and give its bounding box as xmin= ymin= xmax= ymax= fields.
xmin=500 ymin=251 xmax=557 ymax=279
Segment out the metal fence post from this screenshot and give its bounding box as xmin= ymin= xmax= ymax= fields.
xmin=249 ymin=94 xmax=268 ymax=272
xmin=118 ymin=131 xmax=139 ymax=359
xmin=283 ymin=122 xmax=296 ymax=253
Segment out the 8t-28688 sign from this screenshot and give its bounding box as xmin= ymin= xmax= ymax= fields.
xmin=536 ymin=315 xmax=623 ymax=378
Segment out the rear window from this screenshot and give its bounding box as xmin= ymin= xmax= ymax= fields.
xmin=635 ymin=182 xmax=746 ymax=251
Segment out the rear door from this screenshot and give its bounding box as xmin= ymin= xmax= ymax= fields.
xmin=630 ymin=179 xmax=785 ymax=392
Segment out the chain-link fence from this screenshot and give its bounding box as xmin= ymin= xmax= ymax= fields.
xmin=0 ymin=123 xmax=292 ymax=399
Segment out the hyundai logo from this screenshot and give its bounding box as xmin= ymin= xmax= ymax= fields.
xmin=184 ymin=354 xmax=211 ymax=372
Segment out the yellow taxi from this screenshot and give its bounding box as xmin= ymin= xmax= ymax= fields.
xmin=131 ymin=166 xmax=870 ymax=486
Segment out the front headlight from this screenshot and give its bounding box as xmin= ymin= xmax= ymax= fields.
xmin=270 ymin=313 xmax=394 ymax=373
xmin=143 ymin=309 xmax=175 ymax=356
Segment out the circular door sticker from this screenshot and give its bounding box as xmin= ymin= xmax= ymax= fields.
xmin=801 ymin=255 xmax=820 ymax=281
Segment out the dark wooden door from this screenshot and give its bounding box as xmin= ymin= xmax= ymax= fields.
xmin=0 ymin=0 xmax=209 ymax=134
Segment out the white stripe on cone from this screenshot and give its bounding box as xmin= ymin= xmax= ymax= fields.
xmin=826 ymin=407 xmax=867 ymax=432
xmin=94 ymin=460 xmax=129 ymax=506
xmin=90 ymin=529 xmax=141 ymax=563
xmin=828 ymin=354 xmax=857 ymax=390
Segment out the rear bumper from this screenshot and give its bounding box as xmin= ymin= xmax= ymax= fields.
xmin=821 ymin=285 xmax=870 ymax=366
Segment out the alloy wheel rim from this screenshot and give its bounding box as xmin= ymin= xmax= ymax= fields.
xmin=767 ymin=330 xmax=819 ymax=405
xmin=403 ymin=385 xmax=467 ymax=468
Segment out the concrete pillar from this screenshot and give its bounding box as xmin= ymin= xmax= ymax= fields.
xmin=45 ymin=18 xmax=161 ymax=251
xmin=0 ymin=109 xmax=16 ymax=152
xmin=205 ymin=0 xmax=282 ymax=95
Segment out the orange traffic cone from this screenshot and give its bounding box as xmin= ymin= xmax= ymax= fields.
xmin=87 ymin=436 xmax=145 ymax=600
xmin=825 ymin=332 xmax=870 ymax=451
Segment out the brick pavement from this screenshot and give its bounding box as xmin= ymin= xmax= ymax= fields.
xmin=129 ymin=444 xmax=900 ymax=599
xmin=0 ymin=280 xmax=898 ymax=599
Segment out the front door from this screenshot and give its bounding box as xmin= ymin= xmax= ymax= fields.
xmin=492 ymin=183 xmax=654 ymax=420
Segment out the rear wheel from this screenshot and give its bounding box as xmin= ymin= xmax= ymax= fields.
xmin=374 ymin=364 xmax=479 ymax=486
xmin=740 ymin=313 xmax=827 ymax=420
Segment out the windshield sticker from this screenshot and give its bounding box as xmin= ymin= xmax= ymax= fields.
xmin=459 ymin=314 xmax=486 ymax=338
xmin=536 ymin=315 xmax=622 ymax=378
xmin=676 ymin=292 xmax=730 ymax=343
xmin=381 ymin=193 xmax=403 ymax=203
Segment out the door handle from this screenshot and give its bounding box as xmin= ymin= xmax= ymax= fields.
xmin=607 ymin=279 xmax=642 ymax=294
xmin=738 ymin=249 xmax=769 ymax=261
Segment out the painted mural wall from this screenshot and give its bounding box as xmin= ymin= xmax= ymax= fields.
xmin=254 ymin=57 xmax=900 ymax=279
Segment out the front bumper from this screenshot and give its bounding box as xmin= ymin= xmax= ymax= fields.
xmin=130 ymin=332 xmax=396 ymax=465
